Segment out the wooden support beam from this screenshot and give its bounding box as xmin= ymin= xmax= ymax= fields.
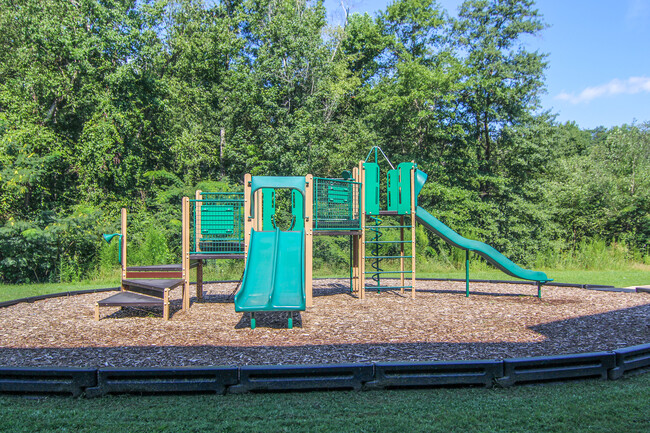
xmin=358 ymin=161 xmax=366 ymax=300
xmin=181 ymin=197 xmax=190 ymax=311
xmin=94 ymin=303 xmax=100 ymax=321
xmin=163 ymin=288 xmax=170 ymax=320
xmin=195 ymin=189 xmax=202 ymax=252
xmin=410 ymin=163 xmax=416 ymax=299
xmin=244 ymin=174 xmax=252 ymax=261
xmin=121 ymin=208 xmax=127 ymax=292
xmin=305 ymin=174 xmax=314 ymax=308
xmin=352 ymin=166 xmax=359 ymax=293
xmin=197 ymin=260 xmax=203 ymax=301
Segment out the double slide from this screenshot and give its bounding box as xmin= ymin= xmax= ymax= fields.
xmin=234 ymin=228 xmax=306 ymax=313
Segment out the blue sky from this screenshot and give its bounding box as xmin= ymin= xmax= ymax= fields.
xmin=322 ymin=0 xmax=650 ymax=129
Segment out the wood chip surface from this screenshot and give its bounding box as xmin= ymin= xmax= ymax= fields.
xmin=0 ymin=279 xmax=648 ymax=367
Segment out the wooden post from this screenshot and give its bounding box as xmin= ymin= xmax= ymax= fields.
xmin=163 ymin=288 xmax=170 ymax=320
xmin=182 ymin=197 xmax=191 ymax=311
xmin=195 ymin=189 xmax=202 ymax=252
xmin=358 ymin=161 xmax=366 ymax=300
xmin=197 ymin=260 xmax=203 ymax=301
xmin=254 ymin=188 xmax=263 ymax=231
xmin=94 ymin=303 xmax=100 ymax=321
xmin=244 ymin=174 xmax=252 ymax=260
xmin=350 ymin=167 xmax=359 ymax=293
xmin=120 ymin=208 xmax=127 ymax=291
xmin=410 ymin=164 xmax=416 ymax=299
xmin=400 ymin=215 xmax=405 ymax=294
xmin=305 ymin=174 xmax=314 ymax=308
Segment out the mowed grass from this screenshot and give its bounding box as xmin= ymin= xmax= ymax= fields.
xmin=418 ymin=268 xmax=650 ymax=288
xmin=0 ymin=374 xmax=649 ymax=432
xmin=0 ymin=279 xmax=120 ymax=303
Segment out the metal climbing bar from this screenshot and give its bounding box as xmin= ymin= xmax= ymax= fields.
xmin=364 ymin=270 xmax=413 ymax=274
xmin=363 ymin=256 xmax=413 ymax=259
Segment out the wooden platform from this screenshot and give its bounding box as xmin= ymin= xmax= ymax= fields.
xmin=95 ymin=288 xmax=173 ymax=321
xmin=97 ymin=291 xmax=163 ymax=307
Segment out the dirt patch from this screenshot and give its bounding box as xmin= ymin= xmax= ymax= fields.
xmin=0 ymin=279 xmax=648 ymax=367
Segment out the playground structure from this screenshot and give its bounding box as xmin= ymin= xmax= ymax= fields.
xmin=96 ymin=147 xmax=550 ymax=326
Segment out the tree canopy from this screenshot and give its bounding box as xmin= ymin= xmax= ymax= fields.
xmin=0 ymin=0 xmax=648 ymax=283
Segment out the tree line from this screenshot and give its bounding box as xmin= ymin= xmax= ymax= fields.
xmin=0 ymin=0 xmax=648 ymax=283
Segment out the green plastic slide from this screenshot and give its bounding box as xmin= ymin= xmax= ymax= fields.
xmin=414 ymin=168 xmax=550 ymax=283
xmin=234 ymin=228 xmax=306 ymax=312
xmin=416 ymin=207 xmax=550 ymax=283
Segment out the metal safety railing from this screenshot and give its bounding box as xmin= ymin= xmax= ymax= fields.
xmin=312 ymin=177 xmax=361 ymax=231
xmin=190 ymin=192 xmax=245 ymax=255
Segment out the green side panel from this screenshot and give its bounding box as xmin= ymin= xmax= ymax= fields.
xmin=234 ymin=229 xmax=306 ymax=312
xmin=363 ymin=162 xmax=380 ymax=215
xmin=328 ymin=185 xmax=349 ymax=204
xmin=415 ymin=206 xmax=551 ymax=283
xmin=387 ymin=169 xmax=398 ymax=211
xmin=397 ymin=162 xmax=415 ymax=215
xmin=200 ymin=205 xmax=235 ymax=236
xmin=262 ymin=189 xmax=276 ymax=231
xmin=291 ymin=190 xmax=304 ymax=230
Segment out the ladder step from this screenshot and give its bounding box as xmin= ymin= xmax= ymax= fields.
xmin=364 ymin=255 xmax=413 ymax=259
xmin=365 ymin=270 xmax=413 ymax=274
xmin=366 ymin=225 xmax=412 ymax=229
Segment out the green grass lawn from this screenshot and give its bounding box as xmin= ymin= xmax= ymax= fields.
xmin=418 ymin=268 xmax=650 ymax=288
xmin=0 ymin=279 xmax=121 ymax=303
xmin=0 ymin=374 xmax=648 ymax=432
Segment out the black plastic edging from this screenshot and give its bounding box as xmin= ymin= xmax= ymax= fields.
xmin=85 ymin=366 xmax=239 ymax=397
xmin=496 ymin=352 xmax=616 ymax=387
xmin=230 ymin=363 xmax=374 ymax=393
xmin=0 ymin=367 xmax=96 ymax=397
xmin=366 ymin=360 xmax=503 ymax=389
xmin=0 ymin=348 xmax=649 ymax=397
xmin=608 ymin=343 xmax=650 ymax=379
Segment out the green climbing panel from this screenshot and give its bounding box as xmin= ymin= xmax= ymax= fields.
xmin=364 ymin=162 xmax=380 ymax=215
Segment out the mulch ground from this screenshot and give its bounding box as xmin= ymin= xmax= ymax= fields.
xmin=0 ymin=279 xmax=648 ymax=368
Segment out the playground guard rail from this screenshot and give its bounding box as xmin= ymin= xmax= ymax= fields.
xmin=190 ymin=192 xmax=245 ymax=255
xmin=312 ymin=177 xmax=361 ymax=231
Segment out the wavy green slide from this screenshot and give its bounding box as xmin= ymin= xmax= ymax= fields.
xmin=414 ymin=170 xmax=550 ymax=283
xmin=234 ymin=228 xmax=306 ymax=313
